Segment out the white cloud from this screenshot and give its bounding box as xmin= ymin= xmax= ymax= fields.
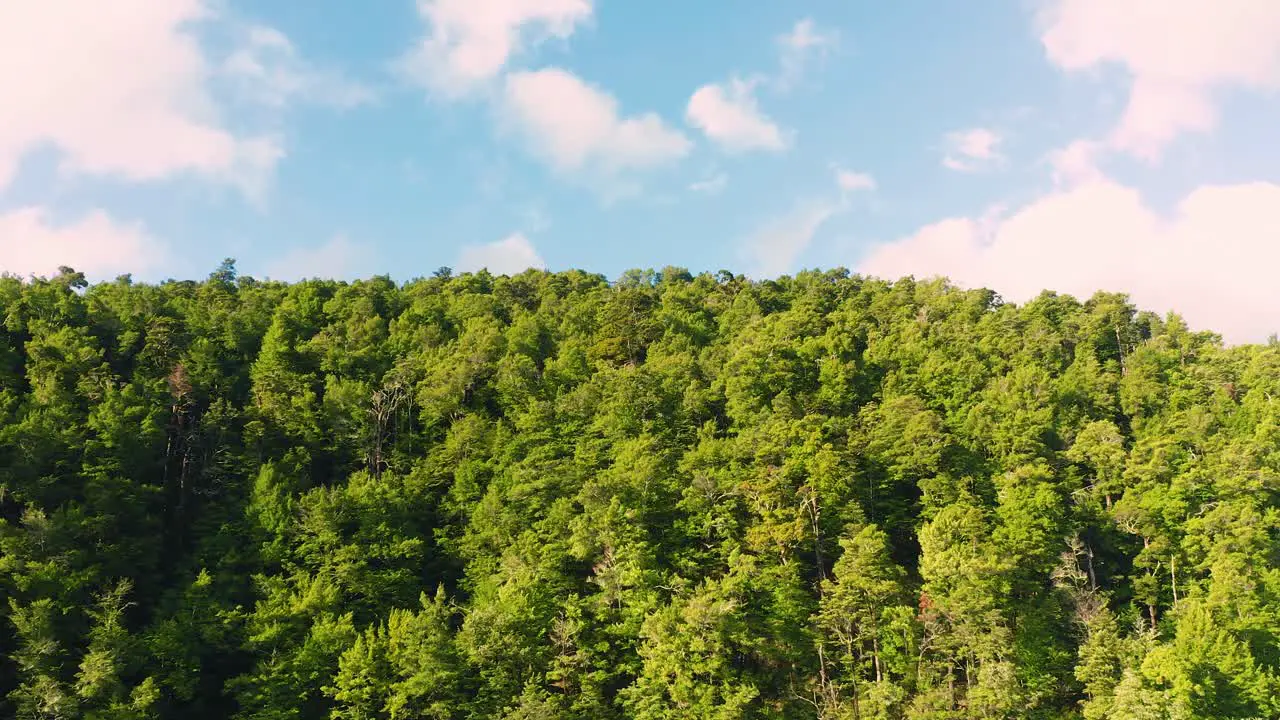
xmin=684 ymin=19 xmax=828 ymax=156
xmin=835 ymin=168 xmax=876 ymax=193
xmin=264 ymin=236 xmax=372 ymax=281
xmin=879 ymin=1 xmax=1280 ymax=342
xmin=457 ymin=233 xmax=547 ymax=275
xmin=690 ymin=173 xmax=728 ymax=194
xmin=776 ymin=18 xmax=837 ymax=89
xmin=501 ymin=68 xmax=691 ymax=174
xmin=942 ymin=128 xmax=1004 ymax=172
xmin=0 ymin=0 xmax=281 ymax=196
xmin=687 ymin=78 xmax=790 ymax=153
xmin=0 ymin=207 xmax=168 ymax=280
xmin=858 ymin=179 xmax=1280 ymax=344
xmin=224 ymin=25 xmax=375 ymax=110
xmin=399 ymin=0 xmax=592 ymax=98
xmin=1046 ymin=138 xmax=1105 ymax=188
xmin=1039 ymin=0 xmax=1280 ymax=160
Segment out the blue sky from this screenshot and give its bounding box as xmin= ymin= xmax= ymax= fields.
xmin=2 ymin=0 xmax=1280 ymax=341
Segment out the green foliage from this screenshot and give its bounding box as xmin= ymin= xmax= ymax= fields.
xmin=1 ymin=265 xmax=1277 ymax=719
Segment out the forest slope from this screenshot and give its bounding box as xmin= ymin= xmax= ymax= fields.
xmin=1 ymin=264 xmax=1277 ymax=719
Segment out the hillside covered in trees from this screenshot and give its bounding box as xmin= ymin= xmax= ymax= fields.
xmin=0 ymin=263 xmax=1277 ymax=719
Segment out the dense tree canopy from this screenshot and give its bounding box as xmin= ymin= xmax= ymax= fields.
xmin=1 ymin=263 xmax=1277 ymax=719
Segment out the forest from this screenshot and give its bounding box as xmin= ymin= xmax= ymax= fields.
xmin=0 ymin=262 xmax=1277 ymax=719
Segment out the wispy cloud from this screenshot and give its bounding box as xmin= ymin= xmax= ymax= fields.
xmin=941 ymin=127 xmax=1004 ymax=172
xmin=834 ymin=167 xmax=876 ymax=194
xmin=775 ymin=18 xmax=838 ymax=90
xmin=690 ymin=172 xmax=728 ymax=194
xmin=457 ymin=233 xmax=547 ymax=275
xmin=743 ymin=168 xmax=875 ymax=277
xmin=264 ymin=236 xmax=374 ymax=281
xmin=224 ymin=25 xmax=375 ymax=110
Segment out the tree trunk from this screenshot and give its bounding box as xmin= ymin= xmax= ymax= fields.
xmin=1085 ymin=542 xmax=1098 ymax=591
xmin=1114 ymin=325 xmax=1127 ymax=375
xmin=873 ymin=634 xmax=882 ymax=683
